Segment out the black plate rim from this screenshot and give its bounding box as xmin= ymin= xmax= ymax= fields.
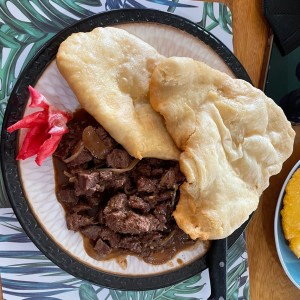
xmin=0 ymin=8 xmax=252 ymax=290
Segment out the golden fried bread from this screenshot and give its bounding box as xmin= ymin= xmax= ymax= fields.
xmin=150 ymin=57 xmax=295 ymax=240
xmin=56 ymin=27 xmax=180 ymax=160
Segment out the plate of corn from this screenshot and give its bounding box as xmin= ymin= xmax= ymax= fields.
xmin=274 ymin=160 xmax=300 ymax=289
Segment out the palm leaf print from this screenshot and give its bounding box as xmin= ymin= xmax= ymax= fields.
xmin=0 ymin=0 xmax=102 ymax=119
xmin=79 ymin=283 xmax=103 ymax=300
xmin=227 ymin=235 xmax=249 ymax=299
xmin=0 ymin=211 xmax=209 ymax=300
xmin=108 ymin=274 xmax=205 ymax=300
xmin=0 ymin=2 xmax=241 ymax=299
xmin=198 ymin=2 xmax=232 ymax=33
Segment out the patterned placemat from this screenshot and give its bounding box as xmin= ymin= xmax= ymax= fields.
xmin=0 ymin=208 xmax=249 ymax=299
xmin=0 ymin=1 xmax=249 ymax=299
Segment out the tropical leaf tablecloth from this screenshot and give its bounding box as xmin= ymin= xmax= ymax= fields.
xmin=0 ymin=209 xmax=249 ymax=299
xmin=0 ymin=1 xmax=249 ymax=299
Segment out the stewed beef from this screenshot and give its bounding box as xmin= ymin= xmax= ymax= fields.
xmin=81 ymin=225 xmax=104 ymax=240
xmin=128 ymin=195 xmax=150 ymax=213
xmin=68 ymin=147 xmax=93 ymax=167
xmin=75 ymin=171 xmax=100 ymax=196
xmin=137 ymin=177 xmax=158 ymax=193
xmin=57 ymin=189 xmax=78 ymax=205
xmin=94 ymin=239 xmax=111 ymax=257
xmin=106 ymin=149 xmax=132 ymax=168
xmin=54 ymin=109 xmax=196 ymax=264
xmin=66 ymin=213 xmax=95 ymax=231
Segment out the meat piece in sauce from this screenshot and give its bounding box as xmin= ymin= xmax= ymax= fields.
xmin=75 ymin=171 xmax=99 ymax=196
xmin=81 ymin=225 xmax=120 ymax=248
xmin=103 ymin=193 xmax=161 ymax=234
xmin=128 ymin=195 xmax=150 ymax=213
xmin=137 ymin=177 xmax=158 ymax=193
xmin=68 ymin=147 xmax=93 ymax=167
xmin=66 ymin=213 xmax=95 ymax=231
xmin=94 ymin=238 xmax=112 ymax=257
xmin=57 ymin=189 xmax=78 ymax=205
xmin=106 ymin=148 xmax=133 ymax=168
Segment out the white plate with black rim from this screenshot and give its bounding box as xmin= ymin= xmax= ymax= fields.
xmin=1 ymin=8 xmax=251 ymax=292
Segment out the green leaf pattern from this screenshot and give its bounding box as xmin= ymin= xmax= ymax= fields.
xmin=0 ymin=1 xmax=246 ymax=299
xmin=79 ymin=283 xmax=101 ymax=300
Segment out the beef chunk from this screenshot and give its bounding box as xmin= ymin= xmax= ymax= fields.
xmin=151 ymin=168 xmax=164 ymax=177
xmin=128 ymin=195 xmax=150 ymax=213
xmin=98 ymin=207 xmax=105 ymax=224
xmin=140 ymin=232 xmax=164 ymax=250
xmin=105 ymin=210 xmax=160 ymax=234
xmin=95 ymin=126 xmax=117 ymax=151
xmin=97 ymin=227 xmax=121 ymax=248
xmin=106 ymin=149 xmax=132 ymax=168
xmin=136 ymin=163 xmax=152 ymax=177
xmin=81 ymin=225 xmax=120 ymax=247
xmin=112 ymin=174 xmax=128 ymax=189
xmin=104 ymin=210 xmax=126 ymax=231
xmin=97 ymin=171 xmax=128 ymax=191
xmin=147 ymin=158 xmax=165 ymax=167
xmin=72 ymin=203 xmax=93 ymax=213
xmin=86 ymin=196 xmax=101 ymax=206
xmin=143 ymin=191 xmax=176 ymax=209
xmin=68 ymin=147 xmax=93 ymax=167
xmin=94 ymin=238 xmax=112 ymax=257
xmin=160 ymin=169 xmax=177 ymax=189
xmin=66 ymin=213 xmax=95 ymax=231
xmin=54 ymin=138 xmax=78 ymax=160
xmin=119 ymin=236 xmax=142 ymax=254
xmin=75 ymin=171 xmax=99 ymax=196
xmin=99 ymin=171 xmax=113 ymax=181
xmin=87 ymin=206 xmax=100 ymax=218
xmin=137 ymin=177 xmax=158 ymax=193
xmin=81 ymin=225 xmax=103 ymax=240
xmin=77 ymin=172 xmax=99 ymax=190
xmin=57 ymin=189 xmax=78 ymax=205
xmin=67 ymin=118 xmax=89 ymax=138
xmin=153 ymin=201 xmax=173 ymax=225
xmin=104 ymin=194 xmax=160 ymax=234
xmin=92 ymin=158 xmax=106 ymax=167
xmin=96 ymin=171 xmax=113 ymax=192
xmin=123 ymin=211 xmax=161 ymax=234
xmin=143 ymin=194 xmax=158 ymax=208
xmin=119 ymin=232 xmax=165 ymax=254
xmin=104 ymin=193 xmax=127 ymax=212
xmin=158 ymin=191 xmax=176 ymax=202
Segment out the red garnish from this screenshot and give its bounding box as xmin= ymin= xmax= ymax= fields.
xmin=7 ymin=86 xmax=72 ymax=166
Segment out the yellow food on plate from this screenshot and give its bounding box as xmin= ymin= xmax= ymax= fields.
xmin=281 ymin=168 xmax=300 ymax=258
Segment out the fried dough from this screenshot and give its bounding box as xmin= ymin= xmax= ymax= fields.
xmin=56 ymin=27 xmax=179 ymax=160
xmin=150 ymin=57 xmax=295 ymax=240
